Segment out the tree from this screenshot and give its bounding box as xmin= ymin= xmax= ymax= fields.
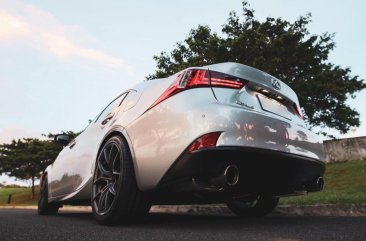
xmin=147 ymin=1 xmax=365 ymax=136
xmin=0 ymin=139 xmax=61 ymax=196
xmin=0 ymin=131 xmax=80 ymax=196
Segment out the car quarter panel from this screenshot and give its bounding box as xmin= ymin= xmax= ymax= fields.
xmin=126 ymin=88 xmax=324 ymax=191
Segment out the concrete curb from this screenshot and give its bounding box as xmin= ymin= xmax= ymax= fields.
xmin=151 ymin=204 xmax=366 ymax=217
xmin=1 ymin=204 xmax=366 ymax=216
xmin=274 ymin=204 xmax=366 ymax=217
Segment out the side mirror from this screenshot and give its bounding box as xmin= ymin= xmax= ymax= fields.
xmin=54 ymin=134 xmax=70 ymax=146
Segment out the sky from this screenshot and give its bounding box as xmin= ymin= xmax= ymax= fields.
xmin=0 ymin=0 xmax=365 ymax=185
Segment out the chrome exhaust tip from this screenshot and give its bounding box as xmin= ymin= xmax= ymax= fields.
xmin=306 ymin=176 xmax=324 ymax=192
xmin=195 ymin=164 xmax=240 ymax=190
xmin=224 ymin=165 xmax=240 ymax=186
xmin=316 ymin=177 xmax=324 ymax=191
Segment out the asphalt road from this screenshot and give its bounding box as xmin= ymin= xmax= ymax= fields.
xmin=0 ymin=208 xmax=365 ymax=241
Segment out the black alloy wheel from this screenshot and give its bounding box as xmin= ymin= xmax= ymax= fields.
xmin=38 ymin=175 xmax=59 ymax=215
xmin=91 ymin=135 xmax=150 ymax=225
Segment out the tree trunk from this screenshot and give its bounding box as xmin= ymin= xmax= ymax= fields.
xmin=31 ymin=175 xmax=35 ymax=198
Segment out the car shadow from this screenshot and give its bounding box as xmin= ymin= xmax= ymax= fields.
xmin=5 ymin=208 xmax=366 ymax=240
xmin=55 ymin=209 xmax=365 ymax=230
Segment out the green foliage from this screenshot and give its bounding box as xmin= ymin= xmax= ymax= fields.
xmin=0 ymin=138 xmax=62 ymax=195
xmin=0 ymin=139 xmax=60 ymax=178
xmin=0 ymin=187 xmax=39 ymax=205
xmin=281 ymin=160 xmax=366 ymax=205
xmin=0 ymin=131 xmax=79 ymax=195
xmin=148 ymin=1 xmax=365 ymax=135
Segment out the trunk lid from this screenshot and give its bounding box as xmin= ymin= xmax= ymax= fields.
xmin=206 ymin=62 xmax=302 ymax=120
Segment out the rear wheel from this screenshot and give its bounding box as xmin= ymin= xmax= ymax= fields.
xmin=226 ymin=195 xmax=279 ymax=217
xmin=38 ymin=175 xmax=59 ymax=215
xmin=91 ymin=135 xmax=150 ymax=225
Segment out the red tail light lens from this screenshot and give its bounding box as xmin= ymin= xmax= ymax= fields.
xmin=181 ymin=69 xmax=245 ymax=89
xmin=187 ymin=132 xmax=222 ymax=153
xmin=149 ymin=77 xmax=182 ymax=110
xmin=294 ymin=104 xmax=304 ymax=119
xmin=149 ymin=69 xmax=246 ymax=109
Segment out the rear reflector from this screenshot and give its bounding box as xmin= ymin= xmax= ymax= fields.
xmin=187 ymin=132 xmax=222 ymax=153
xmin=149 ymin=69 xmax=246 ymax=110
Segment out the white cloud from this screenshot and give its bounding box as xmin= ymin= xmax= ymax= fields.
xmin=0 ymin=12 xmax=28 ymax=40
xmin=0 ymin=127 xmax=43 ymax=144
xmin=0 ymin=0 xmax=133 ymax=75
xmin=0 ymin=174 xmax=34 ymax=187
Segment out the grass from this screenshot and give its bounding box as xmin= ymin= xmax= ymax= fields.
xmin=0 ymin=187 xmax=39 ymax=206
xmin=0 ymin=160 xmax=365 ymax=206
xmin=280 ymin=160 xmax=366 ymax=205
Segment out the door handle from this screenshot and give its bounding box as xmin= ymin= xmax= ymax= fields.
xmin=69 ymin=140 xmax=76 ymax=149
xmin=101 ymin=113 xmax=114 ymax=125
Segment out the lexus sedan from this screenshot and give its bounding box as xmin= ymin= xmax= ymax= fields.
xmin=38 ymin=62 xmax=325 ymax=225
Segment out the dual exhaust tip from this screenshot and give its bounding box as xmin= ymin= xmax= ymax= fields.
xmin=195 ymin=165 xmax=324 ymax=193
xmin=211 ymin=166 xmax=324 ymax=191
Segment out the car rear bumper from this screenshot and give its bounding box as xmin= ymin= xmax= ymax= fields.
xmin=127 ymin=88 xmax=324 ymax=191
xmin=156 ymin=146 xmax=325 ymax=200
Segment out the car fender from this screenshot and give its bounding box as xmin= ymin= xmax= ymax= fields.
xmin=92 ymin=125 xmax=142 ymax=190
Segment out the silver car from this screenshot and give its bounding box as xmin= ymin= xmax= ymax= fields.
xmin=38 ymin=62 xmax=325 ymax=224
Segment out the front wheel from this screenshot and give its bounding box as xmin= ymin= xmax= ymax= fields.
xmin=91 ymin=135 xmax=150 ymax=225
xmin=38 ymin=175 xmax=59 ymax=215
xmin=226 ymin=195 xmax=279 ymax=217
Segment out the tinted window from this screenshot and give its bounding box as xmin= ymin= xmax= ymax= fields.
xmin=95 ymin=92 xmax=127 ymax=123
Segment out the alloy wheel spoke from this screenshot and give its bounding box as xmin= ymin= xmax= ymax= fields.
xmin=97 ymin=185 xmax=110 ymax=211
xmin=97 ymin=192 xmax=106 ymax=211
xmin=103 ymin=148 xmax=109 ymax=164
xmin=112 ymin=171 xmax=120 ymax=179
xmin=108 ymin=145 xmax=115 ymax=168
xmin=93 ymin=176 xmax=113 ymax=184
xmin=93 ymin=189 xmax=102 ymax=201
xmin=111 ymin=150 xmax=119 ymax=169
xmin=109 ymin=184 xmax=117 ymax=196
xmin=104 ymin=191 xmax=110 ymax=210
xmin=103 ymin=148 xmax=111 ymax=171
xmin=103 ymin=144 xmax=116 ymax=170
xmin=93 ymin=141 xmax=122 ymax=215
xmin=97 ymin=158 xmax=112 ymax=177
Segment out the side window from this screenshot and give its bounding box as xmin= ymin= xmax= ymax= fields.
xmin=95 ymin=92 xmax=128 ymax=123
xmin=120 ymin=90 xmax=139 ymax=112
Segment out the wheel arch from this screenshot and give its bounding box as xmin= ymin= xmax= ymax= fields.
xmin=39 ymin=171 xmax=47 ymax=188
xmin=95 ymin=126 xmax=142 ymax=190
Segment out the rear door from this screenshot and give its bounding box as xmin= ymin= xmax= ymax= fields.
xmin=49 ymin=92 xmax=129 ymax=198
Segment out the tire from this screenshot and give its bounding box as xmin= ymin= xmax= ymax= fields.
xmin=91 ymin=135 xmax=150 ymax=225
xmin=38 ymin=175 xmax=59 ymax=215
xmin=226 ymin=195 xmax=279 ymax=217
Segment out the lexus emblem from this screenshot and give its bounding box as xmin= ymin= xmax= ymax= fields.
xmin=271 ymin=78 xmax=281 ymax=90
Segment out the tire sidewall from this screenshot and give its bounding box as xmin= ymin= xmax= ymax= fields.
xmin=227 ymin=195 xmax=279 ymax=217
xmin=91 ymin=135 xmax=127 ymax=224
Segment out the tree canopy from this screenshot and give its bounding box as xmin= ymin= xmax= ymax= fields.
xmin=0 ymin=131 xmax=79 ymax=195
xmin=147 ymin=1 xmax=365 ymax=136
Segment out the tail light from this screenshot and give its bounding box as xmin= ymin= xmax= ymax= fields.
xmin=149 ymin=69 xmax=246 ymax=110
xmin=187 ymin=132 xmax=222 ymax=153
xmin=180 ymin=69 xmax=245 ymax=89
xmin=294 ymin=104 xmax=304 ymax=119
